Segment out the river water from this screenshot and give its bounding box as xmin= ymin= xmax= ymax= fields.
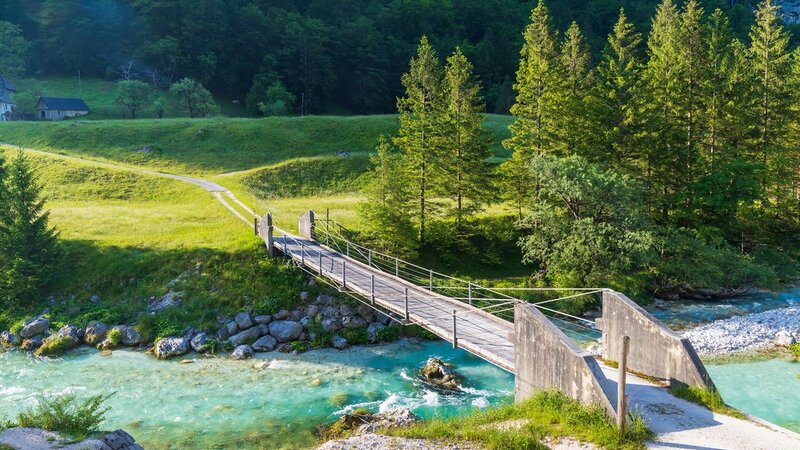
xmin=1 ymin=290 xmax=799 ymax=449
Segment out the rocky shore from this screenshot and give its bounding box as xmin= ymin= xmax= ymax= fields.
xmin=0 ymin=428 xmax=141 ymax=450
xmin=682 ymin=306 xmax=800 ymax=355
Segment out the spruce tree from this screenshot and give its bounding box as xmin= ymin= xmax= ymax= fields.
xmin=589 ymin=8 xmax=642 ymax=169
xmin=677 ymin=0 xmax=705 ymax=156
xmin=702 ymin=9 xmax=735 ymax=169
xmin=555 ymin=22 xmax=592 ymax=156
xmin=749 ymin=0 xmax=793 ymax=206
xmin=1 ymin=151 xmax=60 ymax=306
xmin=394 ymin=36 xmax=442 ymax=243
xmin=439 ymin=47 xmax=491 ymax=231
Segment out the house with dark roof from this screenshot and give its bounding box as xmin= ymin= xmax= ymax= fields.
xmin=36 ymin=96 xmax=90 ymax=121
xmin=0 ymin=74 xmax=16 ymax=122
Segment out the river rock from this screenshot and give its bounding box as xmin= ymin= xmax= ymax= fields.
xmin=0 ymin=331 xmax=21 ymax=347
xmin=117 ymin=326 xmax=141 ymax=346
xmin=367 ymin=323 xmax=385 ymax=343
xmin=148 ymin=291 xmax=182 ymax=312
xmin=269 ymin=320 xmax=303 ymax=342
xmin=216 ymin=325 xmax=230 ymax=341
xmin=273 ymin=309 xmax=290 ymax=320
xmin=84 ymin=321 xmax=108 ymax=345
xmin=321 ymin=306 xmax=339 ymax=319
xmin=300 ymin=291 xmax=309 ymax=301
xmin=20 ymin=316 xmax=50 ymax=338
xmin=321 ymin=317 xmax=342 ymax=332
xmin=225 ymin=320 xmax=239 ymax=336
xmin=102 ymin=429 xmax=143 ymax=450
xmin=342 ymin=316 xmax=366 ymax=329
xmin=21 ymin=336 xmax=43 ymax=351
xmin=234 ymin=312 xmax=253 ymax=330
xmin=339 ymin=305 xmax=355 ymax=317
xmin=191 ymin=332 xmax=210 ymax=352
xmin=419 ymin=357 xmax=462 ymax=390
xmin=684 ymin=306 xmax=800 ymax=355
xmin=228 ymin=326 xmax=262 ymax=347
xmin=306 ymin=305 xmax=319 ymax=318
xmin=315 ymin=294 xmax=333 ymax=305
xmin=300 ymin=316 xmax=311 ymax=329
xmin=254 ymin=315 xmax=272 ymax=325
xmin=252 ymin=335 xmax=277 ymax=352
xmin=332 ymin=335 xmax=349 ymax=350
xmin=90 ymin=294 xmax=102 ymax=304
xmin=357 ymin=408 xmax=420 ymax=435
xmin=232 ymin=344 xmax=254 ymax=360
xmin=776 ymin=330 xmax=796 ymax=346
xmin=375 ymin=312 xmax=392 ymax=326
xmin=155 ymin=336 xmax=189 ymax=359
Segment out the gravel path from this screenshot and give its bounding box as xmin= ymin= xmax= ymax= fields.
xmin=682 ymin=306 xmax=800 ymax=355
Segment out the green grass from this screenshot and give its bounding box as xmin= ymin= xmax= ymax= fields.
xmin=670 ymin=386 xmax=746 ymax=419
xmin=0 ymin=147 xmax=312 ymax=333
xmin=0 ymin=114 xmax=513 ymax=175
xmin=383 ymin=391 xmax=651 ymax=450
xmin=13 ymin=394 xmax=111 ymax=440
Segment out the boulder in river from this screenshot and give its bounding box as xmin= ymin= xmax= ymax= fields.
xmin=1 ymin=331 xmax=21 ymax=348
xmin=419 ymin=357 xmax=462 ymax=390
xmin=269 ymin=320 xmax=303 ymax=342
xmin=102 ymin=429 xmax=143 ymax=450
xmin=232 ymin=344 xmax=254 ymax=360
xmin=20 ymin=316 xmax=50 ymax=338
xmin=117 ymin=325 xmax=141 ymax=347
xmin=155 ymin=336 xmax=189 ymax=359
xmin=84 ymin=321 xmax=108 ymax=345
xmin=228 ymin=326 xmax=262 ymax=347
xmin=252 ymin=335 xmax=277 ymax=352
xmin=191 ymin=332 xmax=210 ymax=353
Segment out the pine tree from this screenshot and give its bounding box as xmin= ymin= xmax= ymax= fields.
xmin=357 ymin=137 xmax=416 ymax=256
xmin=504 ymin=0 xmax=561 ymax=157
xmin=394 ymin=36 xmax=442 ymax=243
xmin=589 ymin=8 xmax=642 ymax=169
xmin=1 ymin=151 xmax=60 ymax=305
xmin=702 ymin=9 xmax=735 ymax=169
xmin=438 ymin=47 xmax=491 ymax=231
xmin=555 ymin=22 xmax=592 ymax=156
xmin=749 ymin=0 xmax=793 ymax=206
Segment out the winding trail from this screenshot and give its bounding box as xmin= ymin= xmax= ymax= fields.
xmin=4 ymin=142 xmax=800 ymax=450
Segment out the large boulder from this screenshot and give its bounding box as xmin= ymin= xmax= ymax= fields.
xmin=216 ymin=325 xmax=230 ymax=341
xmin=154 ymin=336 xmax=189 ymax=359
xmin=232 ymin=344 xmax=253 ymax=360
xmin=102 ymin=429 xmax=143 ymax=450
xmin=252 ymin=335 xmax=277 ymax=352
xmin=84 ymin=321 xmax=108 ymax=346
xmin=268 ymin=320 xmax=303 ymax=342
xmin=36 ymin=325 xmax=82 ymax=357
xmin=1 ymin=331 xmax=21 ymax=348
xmin=234 ymin=312 xmax=253 ymax=330
xmin=117 ymin=326 xmax=141 ymax=347
xmin=419 ymin=357 xmax=462 ymax=390
xmin=357 ymin=408 xmax=420 ymax=435
xmin=20 ymin=317 xmax=50 ymax=338
xmin=367 ymin=323 xmax=385 ymax=343
xmin=273 ymin=309 xmax=290 ymax=320
xmin=225 ymin=320 xmax=239 ymax=336
xmin=191 ymin=332 xmax=210 ymax=353
xmin=228 ymin=326 xmax=262 ymax=347
xmin=20 ymin=336 xmax=43 ymax=351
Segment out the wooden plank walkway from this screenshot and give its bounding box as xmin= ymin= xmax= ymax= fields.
xmin=274 ymin=233 xmax=516 ymax=372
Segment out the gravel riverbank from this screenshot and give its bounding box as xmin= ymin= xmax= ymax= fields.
xmin=682 ymin=306 xmax=800 ymax=355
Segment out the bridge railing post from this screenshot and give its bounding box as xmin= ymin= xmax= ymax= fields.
xmin=452 ymin=310 xmax=457 ymax=349
xmin=342 ymin=261 xmax=347 ymax=291
xmin=429 ymin=269 xmax=433 ymax=290
xmin=368 ymin=250 xmax=372 ymax=266
xmin=253 ymin=217 xmax=258 ymax=236
xmin=300 ymin=243 xmax=305 ymax=265
xmin=370 ymin=274 xmax=375 ymax=305
xmin=468 ymin=282 xmax=472 ymax=306
xmin=395 ymin=258 xmax=399 ymax=278
xmin=318 ymin=252 xmax=323 ymax=276
xmin=404 ymin=287 xmax=409 ymax=323
xmin=617 ymin=335 xmax=630 ymax=430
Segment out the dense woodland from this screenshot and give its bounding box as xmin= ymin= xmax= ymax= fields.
xmin=0 ymin=0 xmax=780 ymax=115
xmin=361 ymin=0 xmax=800 ymax=298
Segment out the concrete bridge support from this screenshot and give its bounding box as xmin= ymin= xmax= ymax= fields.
xmin=299 ymin=210 xmax=315 ymax=240
xmin=514 ymin=302 xmax=616 ymax=416
xmin=598 ymin=290 xmax=714 ymax=389
xmin=259 ymin=213 xmax=274 ymax=257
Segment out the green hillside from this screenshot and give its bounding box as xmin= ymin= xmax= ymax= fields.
xmin=0 ymin=114 xmax=513 ymax=174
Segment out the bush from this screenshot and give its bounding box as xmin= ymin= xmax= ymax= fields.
xmin=14 ymin=394 xmax=111 ymax=440
xmin=34 ymin=336 xmax=73 ymax=357
xmin=106 ymin=328 xmax=122 ymax=347
xmin=375 ymin=325 xmax=401 ymax=342
xmin=308 ymin=317 xmax=333 ymax=348
xmin=339 ymin=326 xmax=369 ymax=345
xmin=288 ymin=340 xmax=308 ymax=353
xmin=788 ymin=343 xmax=800 ymax=357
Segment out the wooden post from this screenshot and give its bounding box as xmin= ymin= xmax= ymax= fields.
xmin=263 ymin=213 xmax=275 ymax=257
xmin=300 ymin=243 xmax=305 ymax=265
xmin=325 ymin=209 xmax=330 ymax=246
xmin=617 ymin=335 xmax=630 ymax=430
xmin=370 ymin=274 xmax=375 ymax=305
xmin=283 ymin=237 xmax=288 ymax=255
xmin=395 ymin=258 xmax=399 ymax=277
xmin=253 ymin=217 xmax=258 ymax=236
xmin=346 ymin=241 xmax=350 ymax=257
xmin=404 ymin=287 xmax=409 ymax=322
xmin=368 ymin=250 xmax=372 ymax=266
xmin=452 ymin=310 xmax=457 ymax=349
xmin=429 ymin=269 xmax=433 ymax=290
xmin=342 ymin=261 xmax=347 ymax=291
xmin=468 ymin=282 xmax=472 ymax=306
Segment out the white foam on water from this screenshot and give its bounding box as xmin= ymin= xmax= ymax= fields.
xmin=422 ymin=390 xmax=439 ymax=406
xmin=471 ymin=397 xmax=489 ymax=408
xmin=0 ymin=386 xmax=26 ymax=396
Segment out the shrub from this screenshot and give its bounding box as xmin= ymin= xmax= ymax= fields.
xmin=308 ymin=317 xmax=333 ymax=348
xmin=34 ymin=336 xmax=73 ymax=357
xmin=14 ymin=394 xmax=111 ymax=440
xmin=788 ymin=343 xmax=800 ymax=358
xmin=288 ymin=341 xmax=308 ymax=353
xmin=339 ymin=326 xmax=369 ymax=345
xmin=376 ymin=325 xmax=401 ymax=342
xmin=403 ymin=324 xmax=438 ymax=340
xmin=106 ymin=328 xmax=122 ymax=347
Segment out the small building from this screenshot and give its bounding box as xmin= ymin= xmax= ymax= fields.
xmin=0 ymin=74 xmax=16 ymax=122
xmin=36 ymin=97 xmax=90 ymax=121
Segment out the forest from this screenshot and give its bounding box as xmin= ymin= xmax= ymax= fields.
xmin=0 ymin=0 xmax=777 ymax=115
xmin=359 ymin=0 xmax=800 ymax=299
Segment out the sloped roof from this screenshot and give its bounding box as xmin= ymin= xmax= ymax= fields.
xmin=38 ymin=97 xmax=90 ymax=111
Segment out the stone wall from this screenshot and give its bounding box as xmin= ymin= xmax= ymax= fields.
xmin=514 ymin=302 xmax=616 ymax=417
xmin=599 ymin=290 xmax=714 ymax=389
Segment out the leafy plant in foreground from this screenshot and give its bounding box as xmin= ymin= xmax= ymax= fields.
xmin=14 ymin=393 xmax=111 ymax=440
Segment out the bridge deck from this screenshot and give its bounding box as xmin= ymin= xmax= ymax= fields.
xmin=275 ymin=234 xmax=516 ymax=372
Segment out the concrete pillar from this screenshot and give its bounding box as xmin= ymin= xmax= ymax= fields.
xmin=299 ymin=211 xmax=315 ymax=240
xmin=260 ymin=213 xmax=275 ymax=257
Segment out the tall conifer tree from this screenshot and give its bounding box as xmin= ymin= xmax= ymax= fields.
xmin=394 ymin=36 xmax=442 ymax=243
xmin=439 ymin=47 xmax=491 ymax=230
xmin=555 ymin=22 xmax=592 ymax=156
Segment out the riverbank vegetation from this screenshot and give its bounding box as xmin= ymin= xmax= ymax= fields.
xmin=383 ymin=391 xmax=651 ymax=450
xmin=670 ymin=386 xmax=745 ymax=419
xmin=7 ymin=394 xmax=110 ymax=440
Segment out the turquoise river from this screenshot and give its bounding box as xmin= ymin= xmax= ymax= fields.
xmin=0 ymin=289 xmax=799 ymax=449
